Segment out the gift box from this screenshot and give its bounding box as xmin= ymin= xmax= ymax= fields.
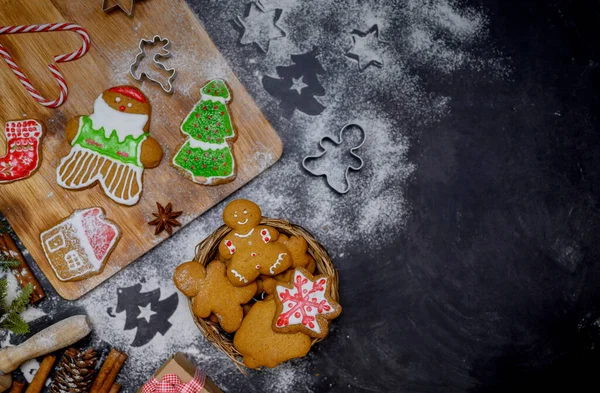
xmin=139 ymin=353 xmax=223 ymax=393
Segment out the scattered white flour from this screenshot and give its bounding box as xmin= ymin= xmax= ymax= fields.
xmin=0 ymin=1 xmax=510 ymax=391
xmin=20 ymin=359 xmax=40 ymax=383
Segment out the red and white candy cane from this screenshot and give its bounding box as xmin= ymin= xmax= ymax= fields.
xmin=0 ymin=23 xmax=91 ymax=108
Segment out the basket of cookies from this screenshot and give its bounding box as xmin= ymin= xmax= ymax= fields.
xmin=173 ymin=199 xmax=341 ymax=370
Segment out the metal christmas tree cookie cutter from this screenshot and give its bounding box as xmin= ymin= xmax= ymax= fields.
xmin=302 ymin=123 xmax=366 ymax=194
xmin=129 ymin=35 xmax=176 ymax=94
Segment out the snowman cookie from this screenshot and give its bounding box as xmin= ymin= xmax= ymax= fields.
xmin=218 ymin=199 xmax=292 ymax=286
xmin=56 ymin=86 xmax=163 ymax=206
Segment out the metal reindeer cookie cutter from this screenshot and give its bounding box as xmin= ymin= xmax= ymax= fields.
xmin=130 ymin=35 xmax=176 ymax=94
xmin=302 ymin=123 xmax=366 ymax=194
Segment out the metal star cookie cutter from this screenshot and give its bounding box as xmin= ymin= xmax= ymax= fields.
xmin=129 ymin=35 xmax=176 ymax=94
xmin=302 ymin=123 xmax=366 ymax=194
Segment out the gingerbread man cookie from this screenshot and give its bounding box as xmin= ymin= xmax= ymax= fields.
xmin=218 ymin=199 xmax=292 ymax=286
xmin=273 ymin=267 xmax=342 ymax=339
xmin=173 ymin=260 xmax=256 ymax=333
xmin=56 ymin=86 xmax=163 ymax=206
xmin=233 ymin=297 xmax=311 ymax=368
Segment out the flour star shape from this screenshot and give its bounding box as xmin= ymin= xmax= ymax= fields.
xmin=101 ymin=0 xmax=136 ymax=16
xmin=235 ymin=1 xmax=286 ymax=53
xmin=346 ymin=24 xmax=389 ymax=71
xmin=137 ymin=303 xmax=157 ymax=323
xmin=289 ymin=76 xmax=309 ymax=94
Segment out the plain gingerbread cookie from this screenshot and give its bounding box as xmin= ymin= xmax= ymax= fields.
xmin=233 ymin=297 xmax=311 ymax=368
xmin=218 ymin=199 xmax=292 ymax=286
xmin=173 ymin=260 xmax=257 ymax=333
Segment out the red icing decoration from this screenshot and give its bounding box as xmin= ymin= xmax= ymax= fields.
xmin=108 ymin=86 xmax=146 ymax=103
xmin=81 ymin=208 xmax=118 ymax=261
xmin=0 ymin=120 xmax=43 ymax=183
xmin=276 ymin=272 xmax=332 ymax=330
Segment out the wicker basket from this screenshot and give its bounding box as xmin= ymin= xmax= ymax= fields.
xmin=189 ymin=217 xmax=340 ymax=371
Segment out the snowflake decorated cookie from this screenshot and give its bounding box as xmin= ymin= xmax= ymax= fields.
xmin=172 ymin=79 xmax=237 ymax=185
xmin=0 ymin=119 xmax=44 ymax=184
xmin=217 ymin=199 xmax=292 ymax=286
xmin=273 ymin=267 xmax=341 ymax=339
xmin=56 ymin=86 xmax=163 ymax=206
xmin=40 ymin=207 xmax=121 ymax=281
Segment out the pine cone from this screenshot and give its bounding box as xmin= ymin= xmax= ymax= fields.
xmin=50 ymin=348 xmax=98 ymax=393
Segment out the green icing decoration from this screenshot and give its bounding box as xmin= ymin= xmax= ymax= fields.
xmin=180 ymin=99 xmax=235 ymax=144
xmin=173 ymin=141 xmax=234 ymax=179
xmin=72 ymin=116 xmax=146 ymax=167
xmin=201 ymin=79 xmax=230 ymax=100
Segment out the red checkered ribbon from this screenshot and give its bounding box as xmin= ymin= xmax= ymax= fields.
xmin=141 ymin=369 xmax=206 ymax=393
xmin=0 ymin=23 xmax=91 ymax=108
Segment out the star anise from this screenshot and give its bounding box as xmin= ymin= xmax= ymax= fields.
xmin=148 ymin=202 xmax=182 ymax=236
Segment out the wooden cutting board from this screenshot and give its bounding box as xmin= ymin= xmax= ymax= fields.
xmin=0 ymin=0 xmax=282 ymax=299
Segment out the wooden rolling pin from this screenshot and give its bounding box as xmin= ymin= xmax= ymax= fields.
xmin=0 ymin=315 xmax=92 ymax=393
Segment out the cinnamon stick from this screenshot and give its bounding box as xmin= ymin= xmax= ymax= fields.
xmin=9 ymin=381 xmax=25 ymax=393
xmin=24 ymin=355 xmax=56 ymax=393
xmin=0 ymin=233 xmax=45 ymax=303
xmin=90 ymin=349 xmax=121 ymax=393
xmin=108 ymin=383 xmax=121 ymax=393
xmin=98 ymin=353 xmax=127 ymax=393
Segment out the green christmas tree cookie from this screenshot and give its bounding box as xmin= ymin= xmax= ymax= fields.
xmin=172 ymin=79 xmax=237 ymax=185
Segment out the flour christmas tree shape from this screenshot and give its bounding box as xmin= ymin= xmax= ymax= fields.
xmin=262 ymin=46 xmax=326 ymax=117
xmin=171 ymin=79 xmax=238 ymax=185
xmin=302 ymin=123 xmax=366 ymax=194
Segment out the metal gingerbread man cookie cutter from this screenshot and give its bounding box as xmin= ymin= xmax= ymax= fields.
xmin=302 ymin=123 xmax=366 ymax=194
xmin=130 ymin=35 xmax=176 ymax=94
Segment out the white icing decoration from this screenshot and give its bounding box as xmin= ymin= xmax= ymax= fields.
xmin=56 ymin=145 xmax=144 ymax=206
xmin=115 ymin=97 xmax=121 ymax=102
xmin=186 ymin=138 xmax=229 ymax=150
xmin=230 ymin=269 xmax=248 ymax=283
xmin=261 ymin=228 xmax=271 ymax=243
xmin=237 ymin=218 xmax=249 ymax=225
xmin=88 ymin=94 xmax=148 ymax=143
xmin=269 ymin=253 xmax=287 ymax=274
xmin=234 ymin=228 xmax=254 ymax=238
xmin=225 ymin=239 xmax=236 ymax=254
xmin=200 ymin=93 xmax=228 ymax=104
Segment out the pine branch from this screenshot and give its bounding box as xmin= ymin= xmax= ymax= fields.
xmin=9 ymin=283 xmax=33 ymax=314
xmin=0 ymin=222 xmax=9 ymax=235
xmin=0 ymin=254 xmax=20 ymax=272
xmin=0 ymin=310 xmax=29 ymax=334
xmin=0 ymin=278 xmax=7 ymax=316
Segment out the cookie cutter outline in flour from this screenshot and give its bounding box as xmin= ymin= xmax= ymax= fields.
xmin=302 ymin=123 xmax=366 ymax=194
xmin=129 ymin=35 xmax=176 ymax=94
